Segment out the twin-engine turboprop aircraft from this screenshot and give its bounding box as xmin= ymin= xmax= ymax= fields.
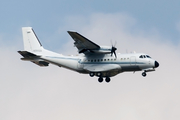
xmin=18 ymin=27 xmax=159 ymax=83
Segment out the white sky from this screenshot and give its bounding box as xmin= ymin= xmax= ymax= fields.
xmin=0 ymin=1 xmax=180 ymax=120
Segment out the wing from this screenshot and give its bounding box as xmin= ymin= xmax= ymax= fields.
xmin=83 ymin=64 xmax=120 ymax=72
xmin=68 ymin=31 xmax=100 ymax=53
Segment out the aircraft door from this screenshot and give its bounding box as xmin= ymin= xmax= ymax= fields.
xmin=130 ymin=56 xmax=136 ymax=66
xmin=77 ymin=58 xmax=84 ymax=69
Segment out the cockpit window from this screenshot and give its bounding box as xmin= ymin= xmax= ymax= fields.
xmin=139 ymin=55 xmax=143 ymax=58
xmin=146 ymin=55 xmax=151 ymax=58
xmin=140 ymin=55 xmax=151 ymax=59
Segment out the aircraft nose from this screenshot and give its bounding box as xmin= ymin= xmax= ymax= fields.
xmin=154 ymin=61 xmax=159 ymax=68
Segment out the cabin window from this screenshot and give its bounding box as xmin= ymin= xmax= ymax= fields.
xmin=91 ymin=60 xmax=93 ymax=62
xmin=108 ymin=59 xmax=110 ymax=61
xmin=94 ymin=60 xmax=96 ymax=62
xmin=101 ymin=59 xmax=103 ymax=61
xmin=98 ymin=59 xmax=100 ymax=62
xmin=104 ymin=59 xmax=106 ymax=61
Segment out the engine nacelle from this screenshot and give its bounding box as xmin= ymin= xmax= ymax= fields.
xmin=90 ymin=46 xmax=112 ymax=54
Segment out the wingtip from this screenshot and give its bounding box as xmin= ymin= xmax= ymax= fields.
xmin=67 ymin=31 xmax=76 ymax=33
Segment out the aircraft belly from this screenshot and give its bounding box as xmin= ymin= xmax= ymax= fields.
xmin=121 ymin=66 xmax=141 ymax=71
xmin=99 ymin=70 xmax=121 ymax=77
xmin=82 ymin=64 xmax=122 ymax=77
xmin=83 ymin=64 xmax=121 ymax=72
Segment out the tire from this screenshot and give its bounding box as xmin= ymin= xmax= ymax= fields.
xmin=142 ymin=72 xmax=147 ymax=77
xmin=98 ymin=77 xmax=103 ymax=83
xmin=89 ymin=72 xmax=95 ymax=77
xmin=96 ymin=72 xmax=102 ymax=77
xmin=105 ymin=77 xmax=111 ymax=82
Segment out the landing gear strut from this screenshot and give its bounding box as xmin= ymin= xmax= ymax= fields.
xmin=142 ymin=72 xmax=147 ymax=77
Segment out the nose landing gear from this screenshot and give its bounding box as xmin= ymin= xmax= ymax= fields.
xmin=142 ymin=72 xmax=147 ymax=77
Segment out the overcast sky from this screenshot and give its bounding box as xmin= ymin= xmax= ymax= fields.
xmin=0 ymin=0 xmax=180 ymax=120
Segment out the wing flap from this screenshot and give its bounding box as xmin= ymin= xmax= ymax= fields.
xmin=83 ymin=64 xmax=120 ymax=72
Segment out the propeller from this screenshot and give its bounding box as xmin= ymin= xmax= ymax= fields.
xmin=111 ymin=41 xmax=117 ymax=58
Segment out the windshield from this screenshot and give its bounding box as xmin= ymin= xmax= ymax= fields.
xmin=146 ymin=55 xmax=151 ymax=58
xmin=139 ymin=55 xmax=151 ymax=58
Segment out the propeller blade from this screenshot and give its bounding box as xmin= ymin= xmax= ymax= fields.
xmin=114 ymin=51 xmax=117 ymax=58
xmin=111 ymin=46 xmax=117 ymax=57
xmin=110 ymin=40 xmax=117 ymax=58
xmin=114 ymin=41 xmax=117 ymax=47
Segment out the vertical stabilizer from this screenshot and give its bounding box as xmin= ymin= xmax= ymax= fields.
xmin=22 ymin=27 xmax=43 ymax=53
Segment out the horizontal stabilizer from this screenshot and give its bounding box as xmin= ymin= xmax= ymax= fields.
xmin=18 ymin=51 xmax=49 ymax=67
xmin=18 ymin=51 xmax=38 ymax=58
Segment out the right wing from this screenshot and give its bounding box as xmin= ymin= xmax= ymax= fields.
xmin=68 ymin=31 xmax=100 ymax=53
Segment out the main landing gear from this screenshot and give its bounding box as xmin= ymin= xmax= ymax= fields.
xmin=98 ymin=77 xmax=103 ymax=82
xmin=89 ymin=72 xmax=111 ymax=83
xmin=89 ymin=72 xmax=95 ymax=77
xmin=98 ymin=77 xmax=111 ymax=83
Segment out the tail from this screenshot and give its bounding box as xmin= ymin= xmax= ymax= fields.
xmin=18 ymin=27 xmax=49 ymax=66
xmin=22 ymin=27 xmax=43 ymax=54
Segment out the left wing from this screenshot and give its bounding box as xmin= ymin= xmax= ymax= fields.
xmin=83 ymin=64 xmax=120 ymax=72
xmin=68 ymin=31 xmax=100 ymax=53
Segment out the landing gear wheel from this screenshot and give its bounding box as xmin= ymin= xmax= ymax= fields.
xmin=142 ymin=72 xmax=147 ymax=77
xmin=96 ymin=72 xmax=102 ymax=77
xmin=98 ymin=77 xmax=103 ymax=83
xmin=89 ymin=72 xmax=95 ymax=77
xmin=105 ymin=77 xmax=111 ymax=83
